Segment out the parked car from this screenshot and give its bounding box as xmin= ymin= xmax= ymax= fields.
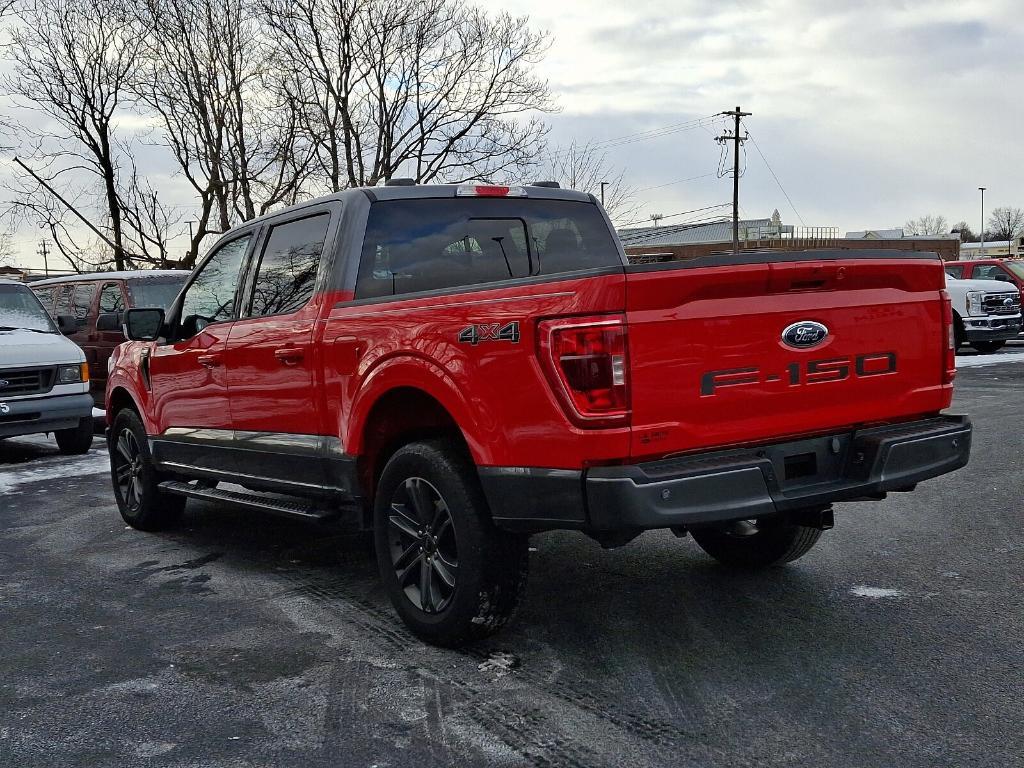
xmin=944 ymin=258 xmax=1024 ymax=290
xmin=32 ymin=270 xmax=187 ymax=408
xmin=944 ymin=273 xmax=1022 ymax=352
xmin=106 ymin=183 xmax=971 ymax=646
xmin=0 ymin=278 xmax=94 ymax=453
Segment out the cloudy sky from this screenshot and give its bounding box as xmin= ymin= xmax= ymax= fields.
xmin=5 ymin=0 xmax=1022 ymax=268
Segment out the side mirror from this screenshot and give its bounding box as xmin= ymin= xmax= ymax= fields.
xmin=56 ymin=315 xmax=79 ymax=335
xmin=95 ymin=312 xmax=124 ymax=332
xmin=124 ymin=308 xmax=165 ymax=341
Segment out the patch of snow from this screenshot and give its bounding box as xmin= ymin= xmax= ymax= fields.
xmin=850 ymin=585 xmax=905 ymax=599
xmin=956 ymin=350 xmax=1024 ymax=368
xmin=0 ymin=449 xmax=109 ymax=494
xmin=477 ymin=651 xmax=519 ymax=678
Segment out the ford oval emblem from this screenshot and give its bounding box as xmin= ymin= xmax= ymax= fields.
xmin=782 ymin=321 xmax=829 ymax=349
xmin=1004 ymin=297 xmax=1015 ymax=307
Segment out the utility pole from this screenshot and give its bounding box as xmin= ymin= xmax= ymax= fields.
xmin=37 ymin=239 xmax=50 ymax=277
xmin=650 ymin=213 xmax=664 ymax=228
xmin=599 ymin=181 xmax=608 ymax=207
xmin=717 ymin=106 xmax=751 ymax=255
xmin=978 ymin=187 xmax=986 ymax=251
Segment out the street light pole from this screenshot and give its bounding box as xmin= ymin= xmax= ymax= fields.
xmin=599 ymin=181 xmax=608 ymax=207
xmin=979 ymin=187 xmax=986 ymax=252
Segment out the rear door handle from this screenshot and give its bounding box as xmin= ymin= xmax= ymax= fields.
xmin=274 ymin=348 xmax=304 ymax=365
xmin=197 ymin=354 xmax=221 ymax=368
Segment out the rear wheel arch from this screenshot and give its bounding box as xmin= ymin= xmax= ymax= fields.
xmin=355 ymin=388 xmax=474 ymax=503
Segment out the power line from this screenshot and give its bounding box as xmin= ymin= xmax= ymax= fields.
xmin=634 ymin=172 xmax=718 ymax=193
xmin=746 ymin=129 xmax=806 ymax=227
xmin=546 ymin=114 xmax=721 ymax=160
xmin=620 ymin=203 xmax=732 ymax=228
xmin=716 ymin=106 xmax=751 ymax=255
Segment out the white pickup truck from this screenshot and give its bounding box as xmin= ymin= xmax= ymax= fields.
xmin=944 ymin=273 xmax=1022 ymax=353
xmin=0 ymin=279 xmax=94 ymax=453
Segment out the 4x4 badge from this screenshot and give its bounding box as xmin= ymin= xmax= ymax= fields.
xmin=459 ymin=322 xmax=520 ymax=346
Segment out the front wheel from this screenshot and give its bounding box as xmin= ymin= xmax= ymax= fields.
xmin=971 ymin=340 xmax=1005 ymax=354
xmin=55 ymin=417 xmax=94 ymax=454
xmin=690 ymin=515 xmax=823 ymax=569
xmin=108 ymin=409 xmax=185 ymax=531
xmin=373 ymin=440 xmax=529 ymax=647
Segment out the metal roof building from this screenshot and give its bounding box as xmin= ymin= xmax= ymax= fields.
xmin=617 ymin=218 xmax=772 ymax=248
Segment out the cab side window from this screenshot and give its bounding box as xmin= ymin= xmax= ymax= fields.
xmin=944 ymin=265 xmax=964 ymax=279
xmin=179 ymin=234 xmax=252 ymax=337
xmin=71 ymin=283 xmax=97 ymax=321
xmin=99 ymin=283 xmax=125 ymax=313
xmin=54 ymin=285 xmax=74 ymax=317
xmin=973 ymin=265 xmax=1012 ymax=282
xmin=247 ymin=214 xmax=330 ymax=317
xmin=33 ymin=287 xmax=55 ymax=315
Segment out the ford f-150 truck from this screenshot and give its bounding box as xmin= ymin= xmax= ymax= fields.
xmin=106 ymin=183 xmax=971 ymax=646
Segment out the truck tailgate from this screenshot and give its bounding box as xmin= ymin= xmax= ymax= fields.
xmin=624 ymin=253 xmax=952 ymax=459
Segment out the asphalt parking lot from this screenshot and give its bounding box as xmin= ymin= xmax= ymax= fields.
xmin=2 ymin=350 xmax=1022 ymax=768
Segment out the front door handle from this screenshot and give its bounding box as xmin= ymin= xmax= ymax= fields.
xmin=197 ymin=354 xmax=221 ymax=368
xmin=274 ymin=348 xmax=304 ymax=365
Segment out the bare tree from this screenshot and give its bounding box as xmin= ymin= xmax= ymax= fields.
xmin=132 ymin=0 xmax=311 ymax=267
xmin=0 ymin=231 xmax=14 ymax=266
xmin=987 ymin=207 xmax=1024 ymax=250
xmin=4 ymin=0 xmax=147 ymax=270
xmin=951 ymin=220 xmax=977 ymax=242
xmin=904 ymin=214 xmax=949 ymax=237
xmin=536 ymin=141 xmax=639 ymax=222
xmin=262 ymin=0 xmax=555 ymax=190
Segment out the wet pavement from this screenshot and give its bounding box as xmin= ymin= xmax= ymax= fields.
xmin=1 ymin=359 xmax=1022 ymax=767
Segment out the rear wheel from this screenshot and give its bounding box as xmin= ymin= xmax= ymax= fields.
xmin=953 ymin=316 xmax=965 ymax=350
xmin=971 ymin=340 xmax=1005 ymax=354
xmin=690 ymin=515 xmax=823 ymax=569
xmin=109 ymin=409 xmax=185 ymax=531
xmin=373 ymin=440 xmax=529 ymax=647
xmin=55 ymin=417 xmax=94 ymax=455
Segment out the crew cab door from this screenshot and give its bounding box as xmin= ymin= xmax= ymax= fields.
xmin=224 ymin=210 xmax=335 ymax=491
xmin=147 ymin=233 xmax=254 ymax=473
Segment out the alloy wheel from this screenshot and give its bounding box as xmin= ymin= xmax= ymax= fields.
xmin=113 ymin=428 xmax=143 ymax=513
xmin=386 ymin=477 xmax=458 ymax=614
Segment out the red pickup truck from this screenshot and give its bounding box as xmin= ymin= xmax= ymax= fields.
xmin=106 ymin=183 xmax=971 ymax=645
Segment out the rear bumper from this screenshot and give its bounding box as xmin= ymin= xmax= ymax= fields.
xmin=481 ymin=415 xmax=971 ymax=532
xmin=0 ymin=393 xmax=93 ymax=439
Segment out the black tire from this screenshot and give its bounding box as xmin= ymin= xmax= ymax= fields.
xmin=690 ymin=515 xmax=822 ymax=569
xmin=55 ymin=417 xmax=94 ymax=455
xmin=373 ymin=440 xmax=529 ymax=647
xmin=108 ymin=408 xmax=185 ymax=531
xmin=971 ymin=340 xmax=1005 ymax=354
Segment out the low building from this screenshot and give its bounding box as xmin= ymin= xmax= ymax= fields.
xmin=959 ymin=240 xmax=1023 ymax=260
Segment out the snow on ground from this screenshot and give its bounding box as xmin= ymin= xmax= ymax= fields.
xmin=0 ymin=446 xmax=109 ymax=495
xmin=956 ymin=350 xmax=1024 ymax=368
xmin=850 ymin=586 xmax=905 ymax=599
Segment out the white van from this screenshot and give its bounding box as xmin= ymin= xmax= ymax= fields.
xmin=0 ymin=279 xmax=94 ymax=453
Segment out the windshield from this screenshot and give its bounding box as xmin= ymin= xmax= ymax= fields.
xmin=127 ymin=277 xmax=186 ymax=309
xmin=0 ymin=284 xmax=58 ymax=333
xmin=1005 ymin=262 xmax=1024 ymax=280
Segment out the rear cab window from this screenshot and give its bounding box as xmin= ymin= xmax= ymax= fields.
xmin=355 ymin=198 xmax=621 ymax=299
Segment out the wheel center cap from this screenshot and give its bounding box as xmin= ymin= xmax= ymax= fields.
xmin=423 ymin=536 xmax=436 ymax=554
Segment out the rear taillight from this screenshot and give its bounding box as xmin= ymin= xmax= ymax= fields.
xmin=538 ymin=315 xmax=629 ymax=427
xmin=940 ymin=289 xmax=956 ymax=384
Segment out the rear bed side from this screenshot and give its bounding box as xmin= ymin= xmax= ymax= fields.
xmin=623 ymin=251 xmax=953 ymax=461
